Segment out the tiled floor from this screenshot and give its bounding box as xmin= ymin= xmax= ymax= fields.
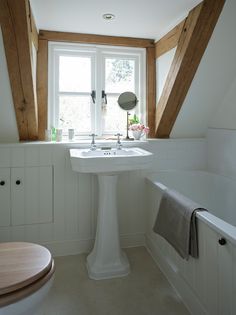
xmin=36 ymin=247 xmax=190 ymax=315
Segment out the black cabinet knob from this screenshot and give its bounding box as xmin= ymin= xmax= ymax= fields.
xmin=218 ymin=238 xmax=227 ymax=246
xmin=16 ymin=180 xmax=21 ymax=185
xmin=0 ymin=180 xmax=5 ymax=186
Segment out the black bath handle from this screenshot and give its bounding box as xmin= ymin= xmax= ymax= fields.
xmin=0 ymin=180 xmax=5 ymax=186
xmin=218 ymin=238 xmax=227 ymax=246
xmin=16 ymin=180 xmax=21 ymax=185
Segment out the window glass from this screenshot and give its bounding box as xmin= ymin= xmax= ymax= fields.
xmin=59 ymin=56 xmax=91 ymax=93
xmin=105 ymin=58 xmax=135 ymax=93
xmin=59 ymin=95 xmax=92 ymax=132
xmin=102 ymin=96 xmax=127 ymax=133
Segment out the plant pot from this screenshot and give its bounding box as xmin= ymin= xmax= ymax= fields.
xmin=132 ymin=130 xmax=144 ymax=140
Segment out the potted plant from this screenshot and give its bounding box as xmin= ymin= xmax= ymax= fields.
xmin=129 ymin=116 xmax=149 ymax=140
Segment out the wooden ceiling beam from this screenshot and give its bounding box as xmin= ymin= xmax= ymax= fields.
xmin=28 ymin=2 xmax=38 ymax=51
xmin=155 ymin=19 xmax=186 ymax=58
xmin=155 ymin=0 xmax=225 ymax=138
xmin=39 ymin=30 xmax=155 ymax=48
xmin=0 ymin=0 xmax=38 ymax=140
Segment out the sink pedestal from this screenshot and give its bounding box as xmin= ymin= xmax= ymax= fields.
xmin=70 ymin=147 xmax=153 ymax=280
xmin=87 ymin=174 xmax=130 ymax=280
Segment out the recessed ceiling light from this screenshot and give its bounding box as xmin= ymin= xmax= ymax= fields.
xmin=103 ymin=13 xmax=115 ymax=21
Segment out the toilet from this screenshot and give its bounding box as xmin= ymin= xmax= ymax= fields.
xmin=0 ymin=242 xmax=55 ymax=315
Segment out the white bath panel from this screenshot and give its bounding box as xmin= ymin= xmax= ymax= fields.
xmin=146 ymin=172 xmax=236 ymax=315
xmin=194 ymin=220 xmax=207 ymax=308
xmin=232 ymin=247 xmax=236 ymax=314
xmin=218 ymin=238 xmax=233 ymax=315
xmin=180 ymin=253 xmax=195 ymax=288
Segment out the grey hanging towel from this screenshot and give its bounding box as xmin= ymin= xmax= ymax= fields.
xmin=153 ymin=188 xmax=207 ymax=260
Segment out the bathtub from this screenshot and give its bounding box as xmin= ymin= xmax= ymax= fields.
xmin=146 ymin=170 xmax=236 ymax=315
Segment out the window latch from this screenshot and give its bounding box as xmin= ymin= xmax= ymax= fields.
xmin=102 ymin=90 xmax=107 ymax=104
xmin=91 ymin=90 xmax=96 ymax=103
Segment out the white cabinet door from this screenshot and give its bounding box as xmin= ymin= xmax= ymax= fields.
xmin=11 ymin=166 xmax=53 ymax=225
xmin=0 ymin=168 xmax=10 ymax=226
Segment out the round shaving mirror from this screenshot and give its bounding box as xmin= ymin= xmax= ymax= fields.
xmin=117 ymin=92 xmax=138 ymax=111
xmin=117 ymin=92 xmax=138 ymax=140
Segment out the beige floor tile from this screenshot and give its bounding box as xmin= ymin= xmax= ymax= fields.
xmin=35 ymin=247 xmax=190 ymax=315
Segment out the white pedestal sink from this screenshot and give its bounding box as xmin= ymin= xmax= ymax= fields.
xmin=70 ymin=147 xmax=152 ymax=280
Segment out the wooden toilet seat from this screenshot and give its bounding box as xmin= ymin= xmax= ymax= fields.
xmin=0 ymin=242 xmax=55 ymax=307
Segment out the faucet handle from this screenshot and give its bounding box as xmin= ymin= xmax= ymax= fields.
xmin=89 ymin=134 xmax=98 ymax=150
xmin=89 ymin=134 xmax=98 ymax=142
xmin=114 ymin=133 xmax=122 ymax=140
xmin=115 ymin=133 xmax=123 ymax=150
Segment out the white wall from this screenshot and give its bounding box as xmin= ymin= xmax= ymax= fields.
xmin=31 ymin=42 xmax=38 ymax=103
xmin=169 ymin=0 xmax=236 ymax=138
xmin=156 ymin=48 xmax=176 ymax=102
xmin=0 ymin=28 xmax=19 ymax=142
xmin=209 ymin=75 xmax=236 ymax=130
xmin=207 ymin=128 xmax=236 ymax=180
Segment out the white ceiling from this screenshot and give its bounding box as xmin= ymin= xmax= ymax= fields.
xmin=30 ymin=0 xmax=201 ymax=40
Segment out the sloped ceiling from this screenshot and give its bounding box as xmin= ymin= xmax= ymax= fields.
xmin=170 ymin=0 xmax=236 ymax=138
xmin=30 ymin=0 xmax=201 ymax=40
xmin=0 ymin=29 xmax=19 ymax=142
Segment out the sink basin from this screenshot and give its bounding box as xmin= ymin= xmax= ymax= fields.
xmin=70 ymin=147 xmax=153 ymax=173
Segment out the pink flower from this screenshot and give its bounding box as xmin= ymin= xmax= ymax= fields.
xmin=129 ymin=124 xmax=149 ymax=134
xmin=143 ymin=127 xmax=150 ymax=134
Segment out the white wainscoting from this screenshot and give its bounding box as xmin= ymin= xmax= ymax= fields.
xmin=0 ymin=139 xmax=206 ymax=256
xmin=207 ymin=128 xmax=236 ymax=180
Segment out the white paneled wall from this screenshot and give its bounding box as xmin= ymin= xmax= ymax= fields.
xmin=0 ymin=139 xmax=206 ymax=256
xmin=147 ymin=139 xmax=206 ymax=171
xmin=0 ymin=168 xmax=10 ymax=226
xmin=207 ymin=128 xmax=236 ymax=179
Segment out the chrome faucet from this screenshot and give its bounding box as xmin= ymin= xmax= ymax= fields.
xmin=115 ymin=133 xmax=122 ymax=150
xmin=89 ymin=134 xmax=97 ymax=151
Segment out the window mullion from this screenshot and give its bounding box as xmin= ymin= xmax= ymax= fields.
xmin=54 ymin=53 xmax=60 ymax=129
xmin=91 ymin=54 xmax=96 ymax=134
xmin=95 ymin=48 xmax=103 ymax=136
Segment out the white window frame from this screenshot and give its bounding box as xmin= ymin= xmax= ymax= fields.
xmin=48 ymin=42 xmax=146 ymax=138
